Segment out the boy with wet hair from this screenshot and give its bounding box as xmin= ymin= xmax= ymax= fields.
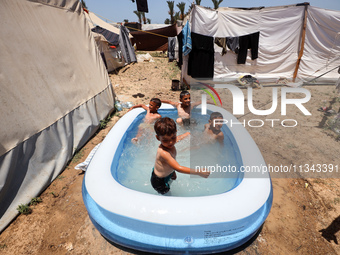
xmin=151 ymin=117 xmax=210 ymax=194
xmin=128 ymin=98 xmax=162 ymax=143
xmin=203 ymin=112 xmax=224 ymax=145
xmin=161 ymin=91 xmax=191 ymax=126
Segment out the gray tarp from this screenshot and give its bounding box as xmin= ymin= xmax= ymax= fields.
xmin=0 ymin=0 xmax=115 ymax=232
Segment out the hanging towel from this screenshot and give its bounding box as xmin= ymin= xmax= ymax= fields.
xmin=168 ymin=37 xmax=176 ymax=62
xmin=182 ymin=21 xmax=192 ymax=56
xmin=136 ymin=0 xmax=148 ymax=13
xmin=188 ymin=32 xmax=214 ymax=78
xmin=237 ymin=32 xmax=260 ymax=64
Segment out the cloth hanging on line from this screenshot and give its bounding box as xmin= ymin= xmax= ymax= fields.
xmin=182 ymin=21 xmax=192 ymax=56
xmin=215 ymin=37 xmax=239 ymax=55
xmin=188 ymin=32 xmax=214 ymax=78
xmin=177 ymin=31 xmax=183 ymax=66
xmin=237 ymin=32 xmax=260 ymax=64
xmin=168 ymin=37 xmax=176 ymax=62
xmin=119 ymin=25 xmax=137 ymax=64
xmin=136 ymin=0 xmax=148 ymax=13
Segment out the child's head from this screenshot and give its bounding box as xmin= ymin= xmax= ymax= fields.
xmin=180 ymin=90 xmax=190 ymax=99
xmin=209 ymin=112 xmax=223 ymax=130
xmin=149 ymin=98 xmax=161 ymax=113
xmin=179 ymin=90 xmax=190 ymax=107
xmin=154 ymin=117 xmax=177 ymax=148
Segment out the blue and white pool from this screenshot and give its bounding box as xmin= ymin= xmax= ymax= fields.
xmin=82 ymin=103 xmax=273 ymax=254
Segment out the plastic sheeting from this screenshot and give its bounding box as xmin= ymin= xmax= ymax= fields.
xmin=183 ymin=5 xmax=340 ymax=82
xmin=0 ymin=0 xmax=115 ymax=232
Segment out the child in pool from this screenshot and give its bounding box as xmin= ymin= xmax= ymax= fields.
xmin=151 ymin=117 xmax=210 ymax=194
xmin=161 ymin=91 xmax=192 ymax=126
xmin=128 ymin=98 xmax=162 ymax=143
xmin=203 ymin=112 xmax=224 ymax=145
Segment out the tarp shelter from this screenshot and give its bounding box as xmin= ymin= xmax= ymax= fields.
xmin=130 ymin=24 xmax=178 ymax=51
xmin=91 ymin=27 xmax=126 ymax=72
xmin=85 ymin=10 xmax=136 ymax=71
xmin=0 ymin=0 xmax=115 ymax=232
xmin=182 ymin=4 xmax=340 ymax=83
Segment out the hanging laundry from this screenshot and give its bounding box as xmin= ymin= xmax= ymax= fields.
xmin=168 ymin=37 xmax=176 ymax=62
xmin=237 ymin=32 xmax=259 ymax=64
xmin=119 ymin=25 xmax=137 ymax=64
xmin=188 ymin=32 xmax=214 ymax=78
xmin=182 ymin=21 xmax=192 ymax=56
xmin=177 ymin=31 xmax=183 ymax=66
xmin=215 ymin=37 xmax=239 ymax=55
xmin=226 ymin=37 xmax=239 ymax=54
xmin=215 ymin=38 xmax=227 ymax=55
xmin=136 ymin=0 xmax=148 ymax=13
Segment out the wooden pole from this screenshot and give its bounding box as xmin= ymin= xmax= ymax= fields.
xmin=293 ymin=3 xmax=309 ymax=82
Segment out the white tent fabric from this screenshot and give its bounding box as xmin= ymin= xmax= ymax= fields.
xmin=183 ymin=5 xmax=340 ymax=82
xmin=86 ymin=10 xmax=121 ymax=34
xmin=0 ymin=0 xmax=115 ymax=232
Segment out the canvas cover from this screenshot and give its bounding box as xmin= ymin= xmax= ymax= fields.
xmin=130 ymin=24 xmax=178 ymax=51
xmin=0 ymin=0 xmax=115 ymax=232
xmin=93 ymin=33 xmax=126 ymax=72
xmin=182 ymin=5 xmax=340 ymax=82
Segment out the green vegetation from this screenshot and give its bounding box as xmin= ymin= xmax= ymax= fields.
xmin=71 ymin=148 xmax=85 ymax=164
xmin=100 ymin=117 xmax=111 ymax=129
xmin=50 ymin=192 xmax=59 ymax=198
xmin=30 ymin=197 xmax=42 ymax=206
xmin=16 ymin=204 xmax=32 ymax=215
xmin=56 ymin=175 xmax=65 ymax=180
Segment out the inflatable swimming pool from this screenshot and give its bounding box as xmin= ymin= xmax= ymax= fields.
xmin=82 ymin=103 xmax=273 ymax=254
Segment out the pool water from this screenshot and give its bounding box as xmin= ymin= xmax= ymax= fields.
xmin=114 ymin=110 xmax=243 ymax=197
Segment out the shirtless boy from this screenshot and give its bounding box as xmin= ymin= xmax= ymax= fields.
xmin=203 ymin=112 xmax=224 ymax=145
xmin=161 ymin=91 xmax=191 ymax=125
xmin=151 ymin=117 xmax=210 ymax=194
xmin=128 ymin=98 xmax=162 ymax=142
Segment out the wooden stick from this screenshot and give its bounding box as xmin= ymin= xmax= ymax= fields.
xmin=293 ymin=3 xmax=309 ymax=82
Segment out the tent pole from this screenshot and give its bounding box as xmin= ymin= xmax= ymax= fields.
xmin=293 ymin=3 xmax=309 ymax=82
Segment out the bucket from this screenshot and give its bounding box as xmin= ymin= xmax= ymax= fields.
xmin=171 ymin=80 xmax=180 ymax=91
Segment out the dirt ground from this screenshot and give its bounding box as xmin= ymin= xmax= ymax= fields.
xmin=0 ymin=53 xmax=339 ymax=255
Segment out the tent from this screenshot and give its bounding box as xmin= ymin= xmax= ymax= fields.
xmin=182 ymin=4 xmax=340 ymax=84
xmin=93 ymin=33 xmax=126 ymax=73
xmin=130 ymin=24 xmax=178 ymax=51
xmin=85 ymin=10 xmax=136 ymax=71
xmin=0 ymin=0 xmax=115 ymax=232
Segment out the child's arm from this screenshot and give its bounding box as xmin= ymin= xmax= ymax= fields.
xmin=161 ymin=100 xmax=179 ymax=107
xmin=160 ymin=150 xmax=210 ymax=178
xmin=216 ymin=133 xmax=224 ymax=145
xmin=176 ymin=132 xmax=190 ymax=142
xmin=128 ymin=104 xmax=148 ymax=112
xmin=191 ymin=100 xmax=215 ymax=108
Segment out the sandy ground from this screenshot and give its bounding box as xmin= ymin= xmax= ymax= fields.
xmin=0 ymin=53 xmax=340 ymax=254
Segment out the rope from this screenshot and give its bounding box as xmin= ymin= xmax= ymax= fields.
xmin=124 ymin=26 xmax=170 ymax=39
